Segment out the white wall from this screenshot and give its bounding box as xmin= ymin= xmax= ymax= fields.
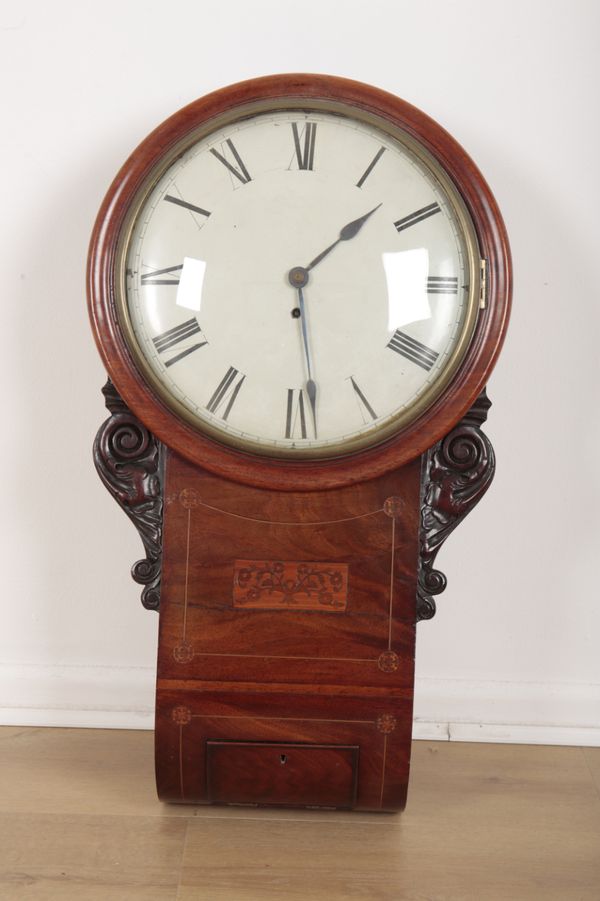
xmin=1 ymin=0 xmax=598 ymax=745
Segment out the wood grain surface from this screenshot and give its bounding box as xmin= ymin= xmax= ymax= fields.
xmin=1 ymin=727 xmax=599 ymax=900
xmin=154 ymin=450 xmax=419 ymax=810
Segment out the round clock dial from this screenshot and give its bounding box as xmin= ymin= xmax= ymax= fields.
xmin=117 ymin=104 xmax=481 ymax=458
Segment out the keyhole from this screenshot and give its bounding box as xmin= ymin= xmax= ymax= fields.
xmin=279 ymin=754 xmax=287 ymax=765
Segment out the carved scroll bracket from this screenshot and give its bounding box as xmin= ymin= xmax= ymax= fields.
xmin=93 ymin=380 xmax=163 ymax=610
xmin=418 ymin=389 xmax=496 ymax=622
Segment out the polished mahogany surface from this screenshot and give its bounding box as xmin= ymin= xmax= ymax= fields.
xmin=154 ymin=450 xmax=419 ymax=811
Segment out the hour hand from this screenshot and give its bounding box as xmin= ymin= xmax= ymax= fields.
xmin=338 ymin=203 xmax=383 ymax=241
xmin=306 ymin=203 xmax=382 ymax=272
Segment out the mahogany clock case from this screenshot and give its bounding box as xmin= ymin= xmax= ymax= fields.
xmin=94 ymin=380 xmax=497 ymax=811
xmin=89 ymin=75 xmax=511 ymax=813
xmin=87 ymin=73 xmax=511 ymax=492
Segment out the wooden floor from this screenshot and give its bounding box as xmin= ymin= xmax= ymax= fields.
xmin=0 ymin=727 xmax=599 ymax=899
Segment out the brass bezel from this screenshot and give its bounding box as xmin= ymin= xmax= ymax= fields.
xmin=114 ymin=98 xmax=481 ymax=460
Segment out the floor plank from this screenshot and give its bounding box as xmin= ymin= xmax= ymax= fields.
xmin=0 ymin=727 xmax=200 ymax=818
xmin=0 ymin=812 xmax=186 ymax=901
xmin=583 ymin=746 xmax=600 ymax=798
xmin=0 ymin=727 xmax=599 ymax=901
xmin=177 ymin=741 xmax=600 ymax=901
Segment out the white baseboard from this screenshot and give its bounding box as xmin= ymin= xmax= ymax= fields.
xmin=0 ymin=662 xmax=155 ymax=730
xmin=1 ymin=664 xmax=598 ymax=746
xmin=413 ymin=676 xmax=600 ymax=746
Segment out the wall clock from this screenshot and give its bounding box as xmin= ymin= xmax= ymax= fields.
xmin=88 ymin=74 xmax=511 ymax=811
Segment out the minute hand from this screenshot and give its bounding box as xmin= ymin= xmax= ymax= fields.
xmin=297 ymin=285 xmax=318 ymax=438
xmin=305 ymin=203 xmax=382 ymax=272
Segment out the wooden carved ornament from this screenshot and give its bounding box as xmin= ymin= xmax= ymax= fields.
xmin=93 ymin=380 xmax=163 ymax=610
xmin=418 ymin=389 xmax=495 ymax=620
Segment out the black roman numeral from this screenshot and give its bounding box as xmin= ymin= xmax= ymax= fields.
xmin=387 ymin=330 xmax=439 ymax=372
xmin=285 ymin=388 xmax=308 ymax=439
xmin=350 ymin=377 xmax=377 ymax=421
xmin=356 ymin=146 xmax=386 ymax=188
xmin=207 ymin=367 xmax=246 ymax=420
xmin=152 ymin=318 xmax=207 ymax=368
xmin=427 ymin=276 xmax=458 ymax=294
xmin=394 ymin=202 xmax=441 ymax=233
xmin=164 ymin=195 xmax=211 ymax=218
xmin=291 ymin=122 xmax=317 ymax=170
xmin=210 ymin=139 xmax=252 ymax=184
xmin=140 ymin=264 xmax=183 ymax=286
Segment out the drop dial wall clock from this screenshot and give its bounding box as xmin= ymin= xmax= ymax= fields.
xmin=89 ymin=74 xmax=511 ymax=811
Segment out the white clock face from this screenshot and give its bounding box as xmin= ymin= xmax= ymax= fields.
xmin=121 ymin=106 xmax=480 ymax=457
